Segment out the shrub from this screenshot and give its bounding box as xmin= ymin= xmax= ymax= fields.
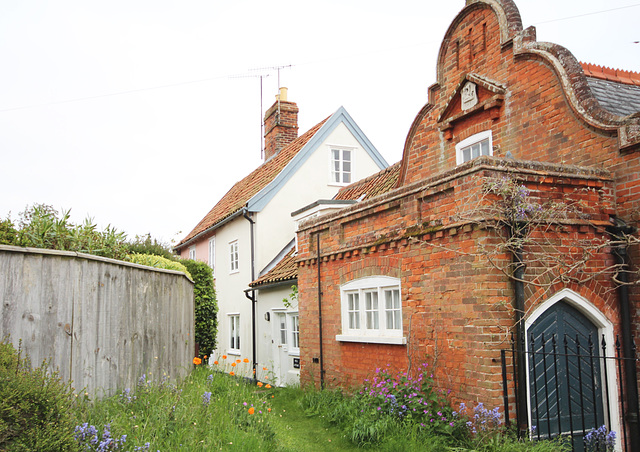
xmin=12 ymin=204 xmax=129 ymax=259
xmin=0 ymin=339 xmax=77 ymax=451
xmin=127 ymin=233 xmax=176 ymax=261
xmin=126 ymin=253 xmax=192 ymax=280
xmin=0 ymin=216 xmax=18 ymax=245
xmin=181 ymin=259 xmax=217 ymax=358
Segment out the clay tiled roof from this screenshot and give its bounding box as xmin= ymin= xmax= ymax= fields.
xmin=334 ymin=161 xmax=402 ymax=201
xmin=249 ymin=247 xmax=297 ymax=288
xmin=581 ymin=62 xmax=640 ymax=117
xmin=176 ymin=118 xmax=329 ymax=249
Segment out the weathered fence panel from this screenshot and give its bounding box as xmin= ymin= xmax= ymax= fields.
xmin=0 ymin=245 xmax=195 ymax=398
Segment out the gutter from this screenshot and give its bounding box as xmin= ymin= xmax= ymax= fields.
xmin=249 ymin=278 xmax=297 ymax=292
xmin=174 ymin=209 xmax=245 ymax=252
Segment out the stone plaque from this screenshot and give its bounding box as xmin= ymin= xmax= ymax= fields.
xmin=461 ymin=81 xmax=478 ymax=110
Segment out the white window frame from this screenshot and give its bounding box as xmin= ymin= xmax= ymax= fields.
xmin=229 ymin=240 xmax=239 ymax=274
xmin=336 ymin=276 xmax=406 ymax=345
xmin=276 ymin=311 xmax=287 ymax=347
xmin=288 ymin=312 xmax=300 ymax=356
xmin=188 ymin=245 xmax=196 ymax=260
xmin=208 ymin=236 xmax=215 ymax=277
xmin=229 ymin=313 xmax=240 ymax=354
xmin=455 ymin=130 xmax=492 ymax=165
xmin=329 ymin=146 xmax=354 ymax=186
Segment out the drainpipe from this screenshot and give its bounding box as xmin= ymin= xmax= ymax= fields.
xmin=609 ymin=220 xmax=639 ymax=450
xmin=243 ymin=209 xmax=257 ymax=380
xmin=513 ymin=248 xmax=528 ymax=438
xmin=510 ymin=226 xmax=528 ymax=438
xmin=317 ymin=233 xmax=325 ymax=389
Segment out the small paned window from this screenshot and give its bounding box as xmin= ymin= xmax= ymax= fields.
xmin=229 ymin=240 xmax=239 ymax=273
xmin=337 ymin=276 xmax=405 ymax=344
xmin=347 ymin=292 xmax=360 ymax=329
xmin=278 ymin=313 xmax=287 ymax=345
xmin=229 ymin=314 xmax=240 ymax=352
xmin=456 ymin=131 xmax=492 ymax=165
xmin=208 ymin=237 xmax=215 ymax=276
xmin=331 ymin=148 xmax=352 ymax=184
xmin=290 ymin=314 xmax=299 ymax=350
xmin=364 ymin=290 xmax=379 ymax=330
xmin=188 ymin=246 xmax=196 ymax=260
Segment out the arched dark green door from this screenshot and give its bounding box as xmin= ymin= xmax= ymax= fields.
xmin=528 ymin=300 xmax=605 ymax=451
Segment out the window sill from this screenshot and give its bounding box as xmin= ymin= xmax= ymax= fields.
xmin=288 ymin=350 xmax=300 ymax=357
xmin=336 ymin=334 xmax=406 ymax=345
xmin=228 ymin=350 xmax=241 ymax=356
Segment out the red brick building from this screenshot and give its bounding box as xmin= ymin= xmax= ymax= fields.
xmin=296 ymin=0 xmax=640 ymax=448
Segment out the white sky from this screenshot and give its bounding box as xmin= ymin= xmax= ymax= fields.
xmin=1 ymin=0 xmax=638 ymax=245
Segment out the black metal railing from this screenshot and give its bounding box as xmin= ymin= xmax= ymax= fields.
xmin=501 ymin=333 xmax=639 ymax=451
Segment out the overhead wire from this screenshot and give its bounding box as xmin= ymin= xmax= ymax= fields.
xmin=1 ymin=3 xmax=637 ymax=114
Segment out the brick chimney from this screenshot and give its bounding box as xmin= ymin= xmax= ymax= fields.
xmin=263 ymin=87 xmax=299 ymax=161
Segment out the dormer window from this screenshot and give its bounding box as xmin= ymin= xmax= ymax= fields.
xmin=456 ymin=130 xmax=492 ymax=165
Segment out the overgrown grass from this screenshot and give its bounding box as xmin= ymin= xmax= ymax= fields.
xmin=74 ymin=365 xmax=278 ymax=451
xmin=3 ymin=343 xmax=572 ymax=451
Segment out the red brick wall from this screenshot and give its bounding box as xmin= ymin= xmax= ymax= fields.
xmin=263 ymin=100 xmax=299 ymax=161
xmin=296 ymin=0 xmax=639 ymax=423
xmin=399 ymin=3 xmax=640 ymax=228
xmin=298 ymin=163 xmax=621 ymax=412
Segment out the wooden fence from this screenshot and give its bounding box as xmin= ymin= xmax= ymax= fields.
xmin=0 ymin=245 xmax=194 ymax=398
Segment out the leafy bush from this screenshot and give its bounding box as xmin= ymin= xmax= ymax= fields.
xmin=0 ymin=339 xmax=77 ymax=451
xmin=126 ymin=253 xmax=192 ymax=280
xmin=127 ymin=233 xmax=176 ymax=261
xmin=181 ymin=259 xmax=217 ymax=358
xmin=7 ymin=204 xmax=130 ymax=259
xmin=0 ymin=216 xmax=18 ymax=245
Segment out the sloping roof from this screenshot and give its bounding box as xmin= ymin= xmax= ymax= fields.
xmin=581 ymin=62 xmax=640 ymax=117
xmin=334 ymin=161 xmax=402 ymax=201
xmin=249 ymin=247 xmax=297 ymax=288
xmin=175 ymin=118 xmax=328 ymax=249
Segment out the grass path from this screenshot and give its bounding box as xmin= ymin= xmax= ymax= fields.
xmin=268 ymin=389 xmax=361 ymax=452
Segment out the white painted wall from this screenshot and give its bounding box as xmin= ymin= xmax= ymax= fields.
xmin=255 ymin=285 xmax=300 ymax=386
xmin=209 ymin=216 xmax=254 ymax=370
xmin=203 ymin=118 xmax=385 ymax=378
xmin=255 ymin=122 xmax=382 ymax=271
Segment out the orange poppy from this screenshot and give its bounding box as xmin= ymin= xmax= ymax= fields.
xmin=236 ymin=359 xmax=241 ymax=363
xmin=262 ymin=367 xmax=268 ymax=371
xmin=248 ymin=407 xmax=255 ymax=415
xmin=243 ymin=358 xmax=249 ymax=363
xmin=222 ymin=355 xmax=227 ymax=359
xmin=231 ymin=362 xmax=236 ymax=367
xmin=257 ymin=382 xmax=263 ymax=387
xmin=265 ymin=384 xmax=271 ymax=389
xmin=230 ymin=371 xmax=235 ymax=376
xmin=203 ymin=355 xmax=208 ymax=359
xmin=214 ymin=360 xmax=219 ymax=365
xmin=193 ymin=357 xmax=202 ymax=365
xmin=268 ymin=408 xmax=272 ymax=413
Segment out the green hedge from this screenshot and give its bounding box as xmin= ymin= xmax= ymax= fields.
xmin=126 ymin=253 xmax=192 ymax=279
xmin=181 ymin=260 xmax=218 ymax=358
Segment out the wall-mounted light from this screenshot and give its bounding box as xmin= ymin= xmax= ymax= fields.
xmin=264 ymin=312 xmax=270 ymax=321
